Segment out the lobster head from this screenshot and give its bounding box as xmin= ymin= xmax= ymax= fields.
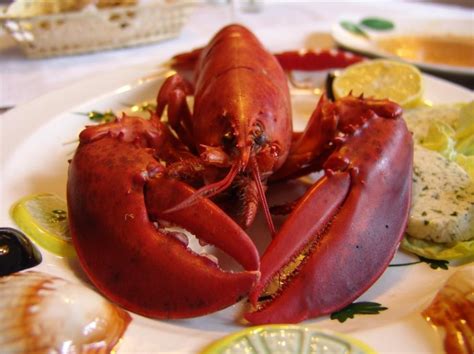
xmin=192 ymin=24 xmax=293 ymax=177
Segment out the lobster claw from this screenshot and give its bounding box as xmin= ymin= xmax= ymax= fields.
xmin=245 ymin=95 xmax=413 ymax=324
xmin=68 ymin=116 xmax=259 ymax=319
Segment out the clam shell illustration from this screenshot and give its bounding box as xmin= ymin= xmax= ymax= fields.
xmin=0 ymin=271 xmax=131 ymax=353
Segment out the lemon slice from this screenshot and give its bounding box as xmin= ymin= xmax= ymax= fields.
xmin=333 ymin=59 xmax=424 ymax=108
xmin=202 ymin=325 xmax=375 ymax=354
xmin=11 ymin=193 xmax=75 ymax=258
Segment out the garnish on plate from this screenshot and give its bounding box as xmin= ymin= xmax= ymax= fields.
xmin=332 ymin=59 xmax=424 ymax=108
xmin=340 ymin=21 xmax=368 ymax=38
xmin=76 ymin=110 xmax=117 ymax=123
xmin=389 ymin=256 xmax=449 ymax=270
xmin=11 ymin=193 xmax=75 ymax=257
xmin=360 ymin=17 xmax=394 ymax=31
xmin=330 ymin=302 xmax=388 ymax=323
xmin=202 ymin=324 xmax=376 ymax=354
xmin=402 ymin=103 xmax=474 ymax=260
xmin=340 ymin=17 xmax=394 ymax=37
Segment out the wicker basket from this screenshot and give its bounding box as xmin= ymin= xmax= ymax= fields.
xmin=0 ymin=1 xmax=196 ymax=58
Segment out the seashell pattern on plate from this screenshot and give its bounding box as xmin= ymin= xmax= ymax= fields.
xmin=0 ymin=271 xmax=132 ymax=353
xmin=422 ymin=265 xmax=474 ymax=354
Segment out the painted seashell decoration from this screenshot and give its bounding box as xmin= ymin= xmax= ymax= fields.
xmin=0 ymin=271 xmax=131 ymax=353
xmin=422 ymin=266 xmax=474 ymax=354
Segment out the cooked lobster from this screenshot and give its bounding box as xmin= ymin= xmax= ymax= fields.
xmin=67 ymin=24 xmax=413 ymax=322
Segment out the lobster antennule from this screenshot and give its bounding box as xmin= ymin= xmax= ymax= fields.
xmin=250 ymin=155 xmax=276 ymax=236
xmin=162 ymin=159 xmax=240 ymax=214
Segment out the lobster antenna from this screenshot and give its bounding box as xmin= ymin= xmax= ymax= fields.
xmin=162 ymin=161 xmax=240 ymax=214
xmin=250 ymin=156 xmax=276 ymax=236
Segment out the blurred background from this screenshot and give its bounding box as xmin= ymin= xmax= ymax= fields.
xmin=0 ymin=0 xmax=472 ymax=110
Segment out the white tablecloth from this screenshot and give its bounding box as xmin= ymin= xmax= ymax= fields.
xmin=0 ymin=1 xmax=472 ymax=108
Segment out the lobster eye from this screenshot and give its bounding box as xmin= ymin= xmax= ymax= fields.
xmin=221 ymin=130 xmax=235 ymax=148
xmin=254 ymin=133 xmax=266 ymax=146
xmin=252 ymin=122 xmax=267 ymax=147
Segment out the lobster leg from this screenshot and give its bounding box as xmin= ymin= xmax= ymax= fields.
xmin=271 ymin=95 xmax=403 ymax=181
xmin=68 ymin=116 xmax=260 ymax=319
xmin=245 ymin=96 xmax=413 ymax=324
xmin=270 ymin=94 xmax=336 ymax=181
xmin=157 ymin=74 xmax=195 ymax=152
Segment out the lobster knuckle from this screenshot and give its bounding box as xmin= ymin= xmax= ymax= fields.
xmin=367 ymin=99 xmax=404 ymax=119
xmin=323 ymin=154 xmax=350 ymax=172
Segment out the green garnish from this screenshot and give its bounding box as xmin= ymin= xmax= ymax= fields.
xmin=419 ymin=256 xmax=449 ymax=270
xmin=127 ymin=102 xmax=157 ymax=113
xmin=88 ymin=110 xmax=116 ymax=123
xmin=341 ymin=17 xmax=394 ymax=37
xmin=331 ymin=302 xmax=387 ymax=323
xmin=75 ymin=110 xmax=116 ymax=123
xmin=340 ymin=21 xmax=368 ymax=38
xmin=360 ymin=17 xmax=394 ymax=30
xmin=389 ymin=256 xmax=449 ymax=270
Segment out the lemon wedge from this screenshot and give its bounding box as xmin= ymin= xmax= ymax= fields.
xmin=333 ymin=59 xmax=424 ymax=108
xmin=202 ymin=325 xmax=375 ymax=354
xmin=11 ymin=193 xmax=75 ymax=258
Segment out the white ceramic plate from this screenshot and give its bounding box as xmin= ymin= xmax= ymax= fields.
xmin=0 ymin=64 xmax=473 ymax=353
xmin=332 ymin=17 xmax=474 ymax=77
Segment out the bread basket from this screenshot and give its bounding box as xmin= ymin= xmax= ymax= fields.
xmin=0 ymin=1 xmax=196 ymax=58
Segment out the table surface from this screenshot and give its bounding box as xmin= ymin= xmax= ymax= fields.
xmin=0 ymin=0 xmax=473 ymax=111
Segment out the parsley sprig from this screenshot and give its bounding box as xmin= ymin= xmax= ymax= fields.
xmin=389 ymin=256 xmax=449 ymax=270
xmin=75 ymin=110 xmax=116 ymax=123
xmin=331 ymin=302 xmax=388 ymax=323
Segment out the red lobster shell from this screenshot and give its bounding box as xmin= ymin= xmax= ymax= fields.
xmin=67 ymin=116 xmax=260 ymax=319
